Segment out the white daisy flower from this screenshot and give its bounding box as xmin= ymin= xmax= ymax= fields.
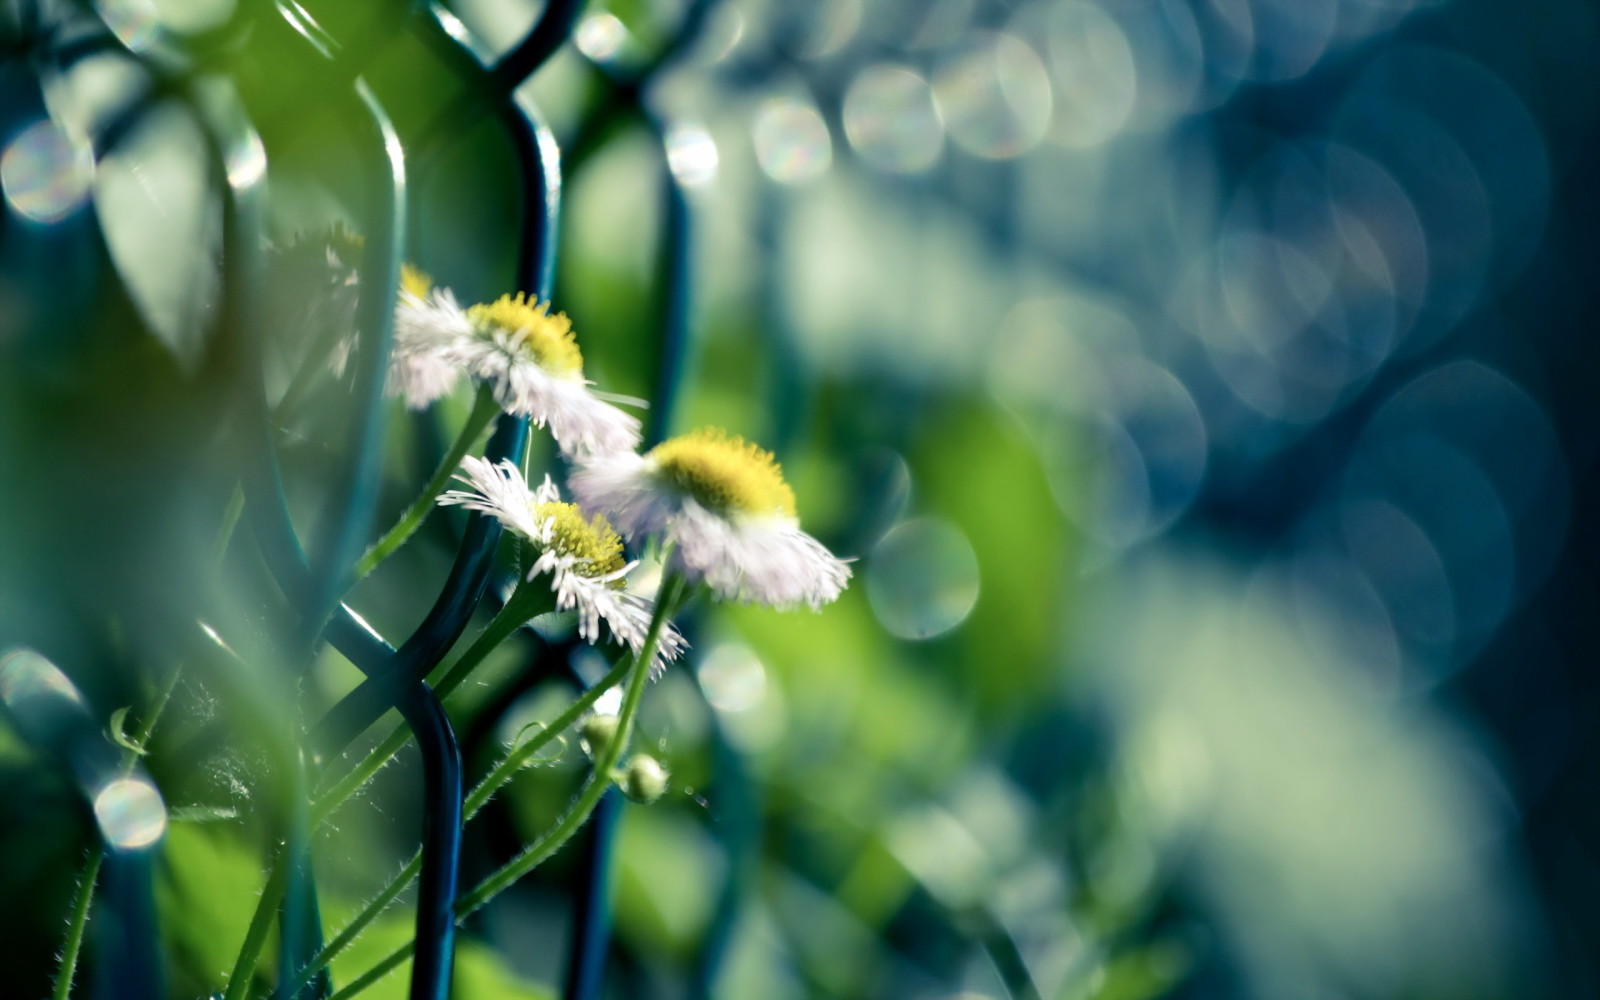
xmin=437 ymin=456 xmax=686 ymax=673
xmin=445 ymin=293 xmax=641 ymax=458
xmin=387 ymin=280 xmax=639 ymax=458
xmin=387 ymin=265 xmax=470 ymax=410
xmin=570 ymin=428 xmax=852 ymax=611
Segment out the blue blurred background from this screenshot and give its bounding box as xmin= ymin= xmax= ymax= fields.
xmin=1 ymin=0 xmax=1597 ymax=998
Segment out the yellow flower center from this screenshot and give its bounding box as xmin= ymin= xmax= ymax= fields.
xmin=649 ymin=428 xmax=796 ymax=518
xmin=532 ymin=501 xmax=627 ymax=578
xmin=400 ymin=263 xmax=433 ymax=299
xmin=466 ymin=294 xmax=585 ymax=377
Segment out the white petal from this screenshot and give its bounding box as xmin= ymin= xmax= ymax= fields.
xmin=531 ymin=473 xmax=561 ymax=506
xmin=537 ymin=560 xmax=687 ymax=678
xmin=386 ymin=348 xmax=463 ymax=410
xmin=570 ymin=458 xmax=850 ymax=610
xmin=396 ymin=287 xmax=473 ymax=347
xmin=387 ymin=288 xmax=473 ymax=409
xmin=668 ymin=500 xmax=852 ymax=610
xmin=568 ymin=453 xmax=674 ymax=540
xmin=445 ymin=333 xmax=640 ymax=458
xmin=436 ymin=456 xmax=546 ymax=541
xmin=539 ymin=378 xmax=643 ymax=459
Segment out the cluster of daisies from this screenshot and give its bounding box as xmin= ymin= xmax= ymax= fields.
xmin=378 ymin=267 xmax=851 ymax=673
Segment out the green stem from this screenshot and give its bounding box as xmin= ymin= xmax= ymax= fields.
xmin=221 ymin=851 xmax=290 ymax=1000
xmin=52 ymin=661 xmax=186 ymax=1000
xmin=464 ymin=653 xmax=631 ymax=820
xmin=326 ymin=576 xmax=683 ymax=1000
xmin=122 ymin=666 xmax=184 ymax=776
xmin=459 ymin=576 xmax=677 ymax=911
xmin=310 ymin=581 xmax=555 ymax=827
xmin=328 ymin=940 xmax=412 ymax=1000
xmin=192 ymin=630 xmax=305 ymax=1000
xmin=309 ymin=724 xmax=408 ymax=830
xmin=142 ymin=672 xmax=181 ymax=738
xmin=292 ymin=853 xmax=420 ymax=997
xmin=51 ymin=851 xmax=102 ymax=1000
xmin=293 ymin=647 xmax=635 ymax=993
xmin=967 ymin=906 xmax=1042 ymax=1000
xmin=351 ymin=385 xmax=500 ymax=582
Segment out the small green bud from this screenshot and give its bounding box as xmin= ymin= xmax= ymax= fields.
xmin=579 ymin=714 xmax=618 ymax=759
xmin=619 ymin=754 xmax=669 ymax=804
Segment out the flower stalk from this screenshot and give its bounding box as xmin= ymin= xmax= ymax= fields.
xmin=322 ymin=574 xmax=684 ymax=1000
xmin=51 ymin=665 xmax=183 ymax=1000
xmin=351 ymin=384 xmax=501 ymax=582
xmin=50 ymin=852 xmax=102 ymax=1000
xmin=287 ymin=651 xmax=636 ymax=994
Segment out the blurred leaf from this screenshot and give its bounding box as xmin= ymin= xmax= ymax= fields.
xmin=914 ymin=399 xmax=1076 ymax=713
xmin=614 ymin=803 xmax=725 ymax=958
xmin=1072 ymin=940 xmax=1191 ymax=1000
xmin=767 ymin=866 xmax=886 ymax=996
xmin=156 ymin=822 xmax=270 ymax=998
xmin=833 ymin=836 xmax=915 ymax=927
xmin=92 ymin=101 xmax=220 ymax=371
xmin=730 ymin=586 xmax=975 ymax=790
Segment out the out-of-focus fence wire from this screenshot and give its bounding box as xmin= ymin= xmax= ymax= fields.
xmin=3 ymin=0 xmax=1596 ymax=998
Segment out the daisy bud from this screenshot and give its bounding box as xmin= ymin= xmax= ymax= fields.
xmin=579 ymin=713 xmax=619 ymax=759
xmin=619 ymin=754 xmax=669 ymax=803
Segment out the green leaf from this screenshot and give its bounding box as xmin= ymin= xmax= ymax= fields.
xmin=91 ymin=102 xmax=220 ymax=371
xmin=613 ymin=806 xmax=723 ymax=958
xmin=107 ymin=706 xmax=145 ymax=756
xmin=156 ymin=823 xmax=271 ymax=998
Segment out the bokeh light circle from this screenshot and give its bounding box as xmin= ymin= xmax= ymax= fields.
xmin=2 ymin=120 xmax=96 ymax=224
xmin=1338 ymin=496 xmax=1457 ymax=650
xmin=1178 ymin=138 xmax=1431 ymax=425
xmin=775 ymin=0 xmax=862 ymax=60
xmin=1116 ymin=0 xmax=1205 ymax=129
xmin=698 ymin=642 xmax=769 ymax=714
xmin=1039 ymin=1 xmax=1138 ymax=149
xmin=843 ymin=64 xmax=944 ymax=174
xmin=1050 ymin=356 xmax=1209 ymax=551
xmin=93 ymin=777 xmax=168 ymax=851
xmin=752 ymin=97 xmax=833 ymax=184
xmin=97 ymin=0 xmax=160 ymax=50
xmin=1345 ymin=361 xmax=1569 ymax=665
xmin=1245 ymin=0 xmax=1336 ymax=82
xmin=665 ymin=123 xmax=719 ymax=187
xmin=0 ymin=648 xmax=85 ymax=707
xmin=1338 ymin=46 xmax=1549 ymax=308
xmin=575 ymin=12 xmax=628 ymax=63
xmin=932 ymin=32 xmax=1052 ymax=159
xmin=867 ymin=518 xmax=980 ymax=640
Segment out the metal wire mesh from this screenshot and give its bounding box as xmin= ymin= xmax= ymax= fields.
xmin=5 ymin=2 xmax=1589 ymax=1000
xmin=2 ymin=2 xmax=620 ymax=998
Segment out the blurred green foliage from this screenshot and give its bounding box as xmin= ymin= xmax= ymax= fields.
xmin=2 ymin=0 xmax=1582 ymax=999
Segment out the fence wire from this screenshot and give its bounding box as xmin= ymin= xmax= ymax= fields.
xmin=2 ymin=2 xmax=626 ymax=999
